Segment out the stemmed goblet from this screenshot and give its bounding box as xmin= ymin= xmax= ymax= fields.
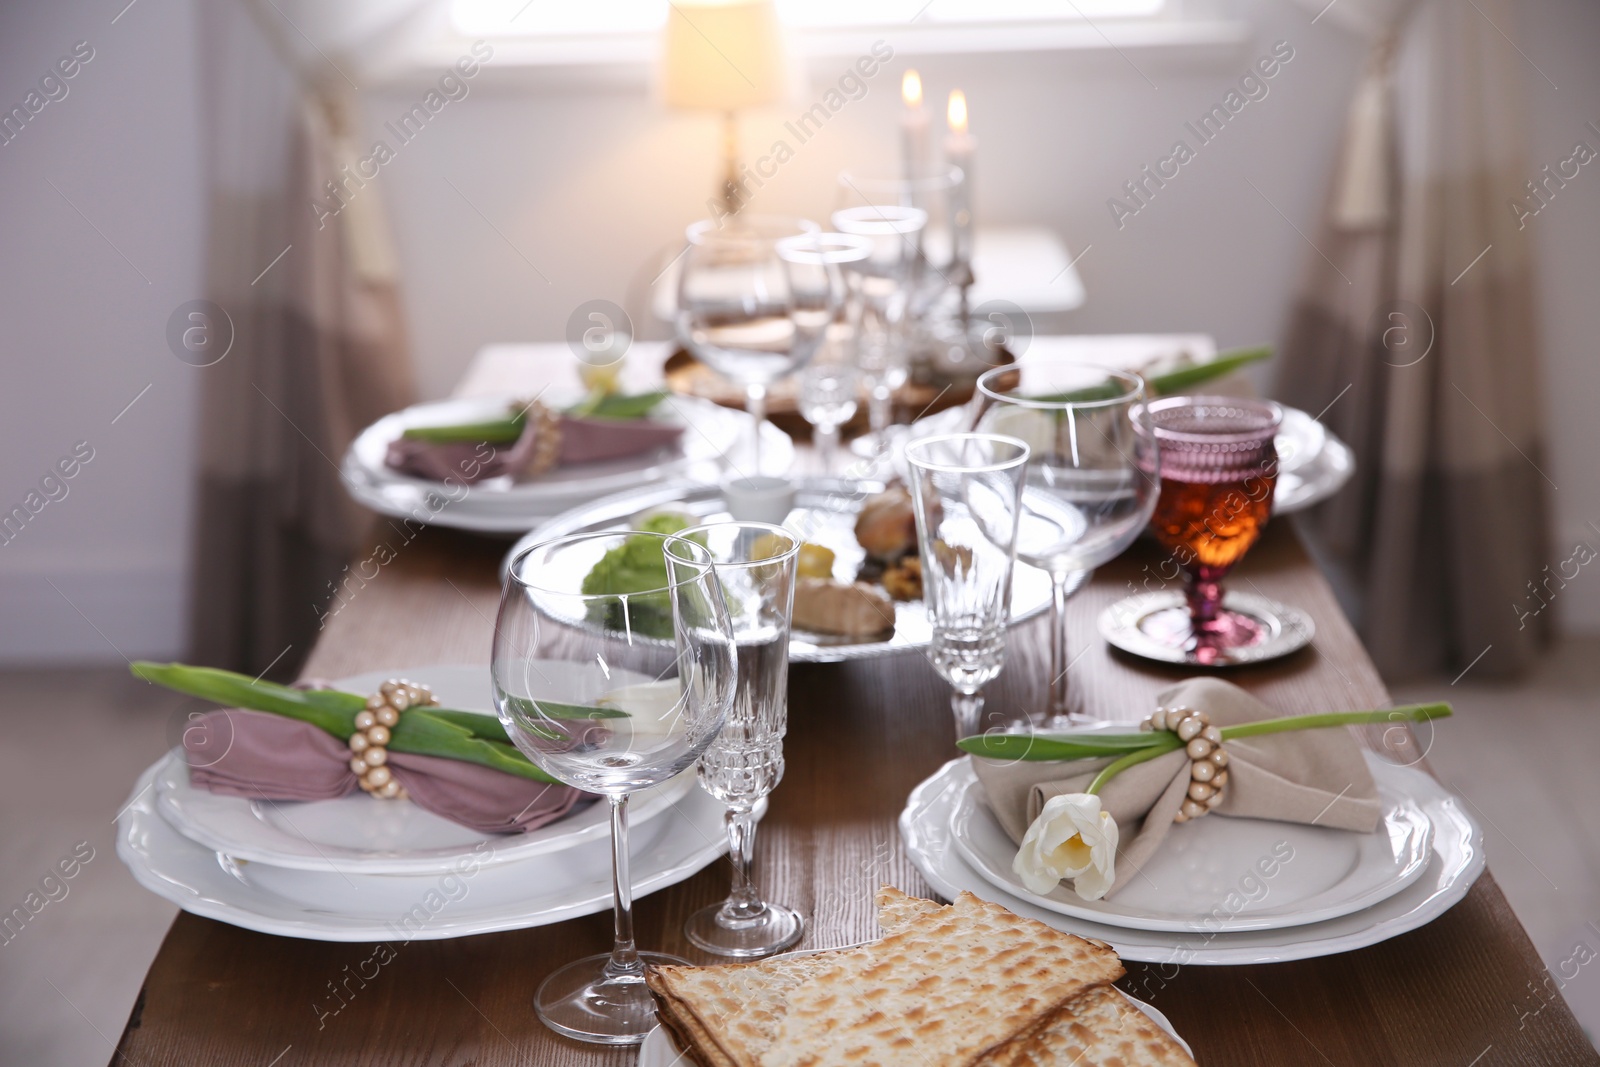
xmin=1137 ymin=396 xmax=1283 ymax=664
xmin=493 ymin=531 xmax=737 ymax=1044
xmin=904 ymin=433 xmax=1030 ymax=737
xmin=970 ymin=362 xmax=1159 ymax=724
xmin=676 ymin=215 xmax=828 ymax=474
xmin=680 ymin=521 xmax=804 ymax=957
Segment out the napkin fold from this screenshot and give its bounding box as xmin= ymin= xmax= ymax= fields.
xmin=971 ymin=677 xmax=1382 ymax=898
xmin=183 ymin=708 xmax=593 ymax=834
xmin=384 ymin=408 xmax=684 ymax=485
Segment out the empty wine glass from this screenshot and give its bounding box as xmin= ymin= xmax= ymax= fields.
xmin=905 ymin=433 xmax=1030 ymax=737
xmin=798 ymin=330 xmax=859 ymax=476
xmin=676 ymin=215 xmax=824 ymax=474
xmin=680 ymin=521 xmax=804 ymax=958
xmin=830 ymin=204 xmax=927 ymax=458
xmin=493 ymin=532 xmax=737 ymax=1044
xmin=970 ymin=362 xmax=1160 ymax=724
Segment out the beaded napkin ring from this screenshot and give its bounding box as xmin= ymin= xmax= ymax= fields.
xmin=522 ymin=400 xmax=562 ymax=476
xmin=1140 ymin=705 xmax=1230 ymax=823
xmin=349 ymin=679 xmax=437 ymax=799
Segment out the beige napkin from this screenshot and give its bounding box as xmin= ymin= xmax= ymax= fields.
xmin=971 ymin=677 xmax=1382 ymax=898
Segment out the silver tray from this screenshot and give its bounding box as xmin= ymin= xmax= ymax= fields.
xmin=503 ymin=478 xmax=1073 ymax=663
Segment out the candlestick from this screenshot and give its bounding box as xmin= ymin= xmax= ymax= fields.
xmin=901 ymin=69 xmax=929 ymax=188
xmin=945 ymin=89 xmax=976 ymax=289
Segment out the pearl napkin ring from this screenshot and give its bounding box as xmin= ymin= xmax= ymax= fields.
xmin=1140 ymin=705 xmax=1229 ymax=822
xmin=348 ymin=679 xmax=437 ymax=799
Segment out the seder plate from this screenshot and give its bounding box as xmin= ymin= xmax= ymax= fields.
xmin=508 ymin=478 xmax=1080 ymax=663
xmin=1098 ymin=590 xmax=1315 ymax=667
xmin=154 ymin=665 xmax=693 ymax=875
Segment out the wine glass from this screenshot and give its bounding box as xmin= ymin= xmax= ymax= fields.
xmin=836 ymin=164 xmax=966 ymax=315
xmin=1136 ymin=395 xmax=1283 ymax=664
xmin=493 ymin=531 xmax=737 ymax=1044
xmin=798 ymin=327 xmax=859 ymax=476
xmin=904 ymin=433 xmax=1030 ymax=737
xmin=676 ymin=215 xmax=823 ymax=474
xmin=970 ymin=362 xmax=1159 ymax=724
xmin=830 ymin=204 xmax=927 ymax=458
xmin=680 ymin=521 xmax=804 ymax=958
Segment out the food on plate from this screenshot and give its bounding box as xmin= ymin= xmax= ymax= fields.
xmin=880 ymin=555 xmax=923 ymax=601
xmin=579 ymin=512 xmax=699 ymax=638
xmin=790 ymin=578 xmax=895 ymax=637
xmin=794 ymin=542 xmax=836 ymax=580
xmin=853 ymin=484 xmax=918 ymax=561
xmin=647 ymin=886 xmax=1193 ymax=1067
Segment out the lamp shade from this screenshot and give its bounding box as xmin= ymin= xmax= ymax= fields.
xmin=660 ymin=0 xmax=787 ymax=112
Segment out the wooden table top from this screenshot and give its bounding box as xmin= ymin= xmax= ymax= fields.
xmin=114 ymin=519 xmax=1597 ymax=1066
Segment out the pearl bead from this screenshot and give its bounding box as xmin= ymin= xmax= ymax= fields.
xmin=380 ymin=680 xmax=402 ymax=698
xmin=1151 ymin=709 xmax=1171 ymax=730
xmin=350 ymin=756 xmax=369 ymax=775
xmin=390 ymin=692 xmax=410 ymax=711
xmin=1177 ymin=717 xmax=1203 ymax=741
xmin=1188 ymin=781 xmax=1215 ymax=802
xmin=376 ymin=706 xmax=399 ymax=727
xmin=1211 ymin=748 xmax=1230 ymax=768
xmin=365 ymin=765 xmax=392 ymax=788
xmin=363 ymin=746 xmax=387 ymax=766
xmin=1139 ymin=719 xmax=1153 ymax=732
xmin=1186 ymin=737 xmax=1213 ymax=759
xmin=1202 ymin=725 xmax=1223 ymax=744
xmin=1205 ymin=791 xmax=1224 ymax=809
xmin=1213 ymin=769 xmax=1229 ymax=788
xmin=366 ymin=694 xmax=385 ymax=710
xmin=355 ymin=711 xmax=376 ymax=731
xmin=1173 ymin=809 xmax=1189 ymax=823
xmin=348 ymin=733 xmax=369 ymax=753
xmin=366 ymin=724 xmax=391 ymax=746
xmin=1181 ymin=799 xmax=1207 ymax=819
xmin=379 ymin=779 xmax=401 ymax=798
xmin=1191 ymin=760 xmax=1216 ymax=783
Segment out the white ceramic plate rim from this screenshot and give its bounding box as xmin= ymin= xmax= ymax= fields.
xmin=634 ymin=947 xmax=1192 ymax=1063
xmin=152 ymin=665 xmax=695 ymax=874
xmin=900 ymin=756 xmax=1484 ymax=965
xmin=949 ymin=763 xmax=1434 ymax=932
xmin=118 ymin=759 xmax=744 ymax=942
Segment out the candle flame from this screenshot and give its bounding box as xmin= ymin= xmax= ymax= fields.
xmin=902 ymin=69 xmax=922 ymax=108
xmin=947 ymin=89 xmax=967 ymax=134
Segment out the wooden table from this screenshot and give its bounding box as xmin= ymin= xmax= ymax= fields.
xmin=114 ymin=521 xmax=1597 ymax=1065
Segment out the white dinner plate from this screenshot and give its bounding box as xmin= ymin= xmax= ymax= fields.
xmin=341 ymin=394 xmax=794 ymax=534
xmin=119 ymin=759 xmax=744 ymax=942
xmin=903 ymin=403 xmax=1353 ymax=516
xmin=950 ymin=761 xmax=1433 ymax=932
xmin=510 ymin=479 xmax=1079 ymax=663
xmin=901 ymin=756 xmax=1483 ymax=965
xmin=154 ymin=665 xmax=694 ymax=875
xmin=634 ymin=952 xmax=1192 ymax=1064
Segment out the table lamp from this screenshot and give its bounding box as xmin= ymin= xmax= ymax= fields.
xmin=660 ymin=0 xmax=788 ymax=218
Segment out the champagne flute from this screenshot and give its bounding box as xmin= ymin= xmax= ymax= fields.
xmin=680 ymin=521 xmax=804 ymax=957
xmin=676 ymin=215 xmax=821 ymax=474
xmin=970 ymin=362 xmax=1159 ymax=724
xmin=904 ymin=433 xmax=1030 ymax=737
xmin=493 ymin=532 xmax=736 ymax=1044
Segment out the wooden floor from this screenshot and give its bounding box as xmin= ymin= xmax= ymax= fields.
xmin=3 ymin=640 xmax=1597 ymax=1064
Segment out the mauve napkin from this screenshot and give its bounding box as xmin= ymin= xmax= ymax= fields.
xmin=384 ymin=408 xmax=684 ymax=485
xmin=971 ymin=677 xmax=1382 ymax=898
xmin=183 ymin=708 xmax=592 ymax=834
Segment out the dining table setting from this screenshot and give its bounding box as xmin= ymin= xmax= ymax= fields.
xmin=111 ymin=144 xmax=1596 ymax=1066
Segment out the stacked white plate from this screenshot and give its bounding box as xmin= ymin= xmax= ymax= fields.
xmin=340 ymin=394 xmax=796 ymax=534
xmin=114 ymin=666 xmax=736 ymax=942
xmin=900 ymin=748 xmax=1484 ymax=964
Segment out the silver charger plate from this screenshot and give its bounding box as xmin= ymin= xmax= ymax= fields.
xmin=507 ymin=478 xmax=1079 ymax=663
xmin=1098 ymin=590 xmax=1315 ymax=667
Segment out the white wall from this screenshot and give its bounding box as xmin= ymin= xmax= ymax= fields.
xmin=0 ymin=0 xmax=204 ymax=662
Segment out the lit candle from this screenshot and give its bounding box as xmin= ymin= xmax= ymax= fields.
xmin=945 ymin=89 xmax=975 ymax=281
xmin=901 ymin=69 xmax=929 ymax=183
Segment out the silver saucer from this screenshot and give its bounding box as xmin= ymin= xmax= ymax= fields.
xmin=1098 ymin=590 xmax=1314 ymax=667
